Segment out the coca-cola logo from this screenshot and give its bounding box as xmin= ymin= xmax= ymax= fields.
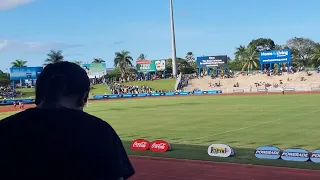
xmin=130 ymin=139 xmax=149 ymax=151
xmin=149 ymin=140 xmax=171 ymax=152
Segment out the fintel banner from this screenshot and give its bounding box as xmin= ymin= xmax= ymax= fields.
xmin=207 ymin=144 xmax=235 ymax=157
xmin=259 ymin=49 xmax=291 ymax=64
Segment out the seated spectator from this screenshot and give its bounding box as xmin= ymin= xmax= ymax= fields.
xmin=0 ymin=62 xmax=135 ymax=180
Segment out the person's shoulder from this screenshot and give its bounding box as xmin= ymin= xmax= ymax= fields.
xmin=0 ymin=108 xmax=38 ymax=130
xmin=69 ymin=110 xmax=115 ymax=132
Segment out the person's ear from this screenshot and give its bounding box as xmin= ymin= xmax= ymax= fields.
xmin=78 ymin=91 xmax=89 ymax=107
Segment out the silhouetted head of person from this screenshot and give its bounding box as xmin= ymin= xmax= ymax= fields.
xmin=35 ymin=61 xmax=90 ymax=110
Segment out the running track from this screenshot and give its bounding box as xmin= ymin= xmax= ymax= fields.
xmin=1 ymin=92 xmax=320 ymax=179
xmin=129 ymin=156 xmax=320 ymax=180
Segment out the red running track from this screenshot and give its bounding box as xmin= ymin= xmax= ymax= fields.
xmin=129 ymin=156 xmax=320 ymax=180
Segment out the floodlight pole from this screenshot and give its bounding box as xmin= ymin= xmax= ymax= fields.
xmin=169 ymin=0 xmax=177 ymax=77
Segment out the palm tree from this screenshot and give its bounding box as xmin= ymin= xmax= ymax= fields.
xmin=311 ymin=45 xmax=320 ymax=66
xmin=44 ymin=50 xmax=64 ymax=65
xmin=185 ymin=52 xmax=195 ymax=62
xmin=92 ymin=58 xmax=105 ymax=63
xmin=11 ymin=59 xmax=27 ymax=86
xmin=234 ymin=45 xmax=246 ymax=61
xmin=11 ymin=59 xmax=27 ymax=68
xmin=239 ymin=46 xmax=259 ymax=72
xmin=114 ymin=50 xmax=134 ymax=80
xmin=137 ymin=54 xmax=147 ymax=61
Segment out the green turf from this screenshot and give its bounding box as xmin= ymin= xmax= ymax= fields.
xmin=16 ymin=88 xmax=36 ymax=98
xmin=16 ymin=79 xmax=176 ymax=98
xmin=1 ymin=94 xmax=320 ymax=169
xmin=90 ymin=84 xmax=111 ymax=95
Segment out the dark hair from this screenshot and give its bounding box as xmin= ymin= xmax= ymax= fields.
xmin=35 ymin=61 xmax=90 ymax=105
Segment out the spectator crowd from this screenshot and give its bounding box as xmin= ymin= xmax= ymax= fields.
xmin=110 ymin=83 xmax=167 ymax=95
xmin=0 ymin=87 xmax=19 ymax=99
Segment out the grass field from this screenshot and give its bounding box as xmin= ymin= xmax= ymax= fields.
xmin=17 ymin=79 xmax=176 ymax=98
xmin=1 ymin=94 xmax=320 ymax=169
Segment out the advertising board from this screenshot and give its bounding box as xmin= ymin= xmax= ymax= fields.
xmin=196 ymin=56 xmax=228 ymax=68
xmin=281 ymin=148 xmax=309 ymax=162
xmin=92 ymin=90 xmax=221 ymax=99
xmin=9 ymin=67 xmax=43 ymax=80
xmin=136 ymin=60 xmax=166 ymax=72
xmin=82 ymin=63 xmax=106 ymax=78
xmin=131 ymin=139 xmax=149 ymax=151
xmin=149 ymin=140 xmax=171 ymax=152
xmin=255 ymin=146 xmax=281 ymax=160
xmin=310 ymin=150 xmax=320 ymax=163
xmin=259 ymin=49 xmax=291 ymax=64
xmin=207 ymin=144 xmax=234 ymax=157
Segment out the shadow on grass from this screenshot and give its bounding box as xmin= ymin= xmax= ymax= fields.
xmin=122 ymin=141 xmax=320 ymax=170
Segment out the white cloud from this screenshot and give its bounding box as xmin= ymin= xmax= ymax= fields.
xmin=0 ymin=0 xmax=35 ymax=10
xmin=0 ymin=40 xmax=83 ymax=52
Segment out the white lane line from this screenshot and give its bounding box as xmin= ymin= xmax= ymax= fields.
xmin=180 ymin=109 xmax=320 ymax=143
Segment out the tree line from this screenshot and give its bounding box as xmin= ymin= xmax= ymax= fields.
xmin=4 ymin=36 xmax=320 ymax=85
xmin=229 ymin=37 xmax=320 ymax=71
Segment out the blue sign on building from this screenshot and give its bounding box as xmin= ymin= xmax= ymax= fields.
xmin=259 ymin=49 xmax=291 ymax=64
xmin=196 ymin=55 xmax=228 ymax=68
xmin=10 ymin=67 xmax=43 ymax=80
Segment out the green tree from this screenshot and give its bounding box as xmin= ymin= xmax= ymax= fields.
xmin=11 ymin=59 xmax=28 ymax=86
xmin=239 ymin=46 xmax=259 ymax=71
xmin=248 ymin=38 xmax=276 ymax=52
xmin=105 ymin=67 xmax=121 ymax=81
xmin=311 ymin=45 xmax=320 ymax=66
xmin=92 ymin=58 xmax=105 ymax=63
xmin=285 ymin=37 xmax=317 ymax=66
xmin=275 ymin=44 xmax=283 ymax=50
xmin=137 ymin=54 xmax=147 ymax=61
xmin=166 ymin=58 xmax=195 ymax=74
xmin=11 ymin=59 xmax=27 ymax=67
xmin=234 ymin=45 xmax=246 ymax=61
xmin=227 ymin=58 xmax=243 ymax=71
xmin=114 ymin=50 xmax=134 ymax=80
xmin=44 ymin=50 xmax=64 ymax=65
xmin=0 ymin=71 xmax=10 ymax=87
xmin=185 ymin=52 xmax=195 ymax=62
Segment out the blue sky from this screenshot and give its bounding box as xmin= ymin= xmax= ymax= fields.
xmin=1 ymin=0 xmax=320 ymax=71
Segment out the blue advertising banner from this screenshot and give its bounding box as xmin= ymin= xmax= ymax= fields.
xmin=0 ymin=99 xmax=35 ymax=105
xmin=259 ymin=49 xmax=291 ymax=64
xmin=281 ymin=148 xmax=309 ymax=162
xmin=255 ymin=146 xmax=281 ymax=160
xmin=196 ymin=56 xmax=228 ymax=68
xmin=92 ymin=90 xmax=221 ymax=100
xmin=165 ymin=92 xmax=175 ymax=96
xmin=137 ymin=93 xmax=148 ymax=97
xmin=9 ymin=67 xmax=43 ymax=80
xmin=1 ymin=90 xmax=222 ymax=105
xmin=310 ymin=150 xmax=320 ymax=163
